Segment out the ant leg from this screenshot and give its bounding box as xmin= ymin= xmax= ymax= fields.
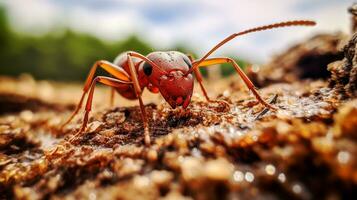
xmin=60 ymin=90 xmax=86 ymax=130
xmin=110 ymin=87 xmax=115 ymax=107
xmin=255 ymin=94 xmax=278 ymax=120
xmin=127 ymin=53 xmax=151 ymax=145
xmin=193 ymin=67 xmax=211 ymax=101
xmin=69 ymin=76 xmax=132 ymax=142
xmin=193 ymin=67 xmax=230 ymax=109
xmin=188 ymin=54 xmax=212 ymax=101
xmin=192 ymin=57 xmax=277 ymax=110
xmin=60 ymin=60 xmax=130 ymax=130
xmin=188 ymin=54 xmax=229 ymax=107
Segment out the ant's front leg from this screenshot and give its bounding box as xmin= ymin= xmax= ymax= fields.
xmin=127 ymin=53 xmax=151 ymax=145
xmin=125 ymin=51 xmax=171 ymax=145
xmin=193 ymin=66 xmax=230 ymax=108
xmin=188 ymin=55 xmax=230 ymax=108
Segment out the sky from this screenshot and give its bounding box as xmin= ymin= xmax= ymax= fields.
xmin=0 ymin=0 xmax=353 ymax=62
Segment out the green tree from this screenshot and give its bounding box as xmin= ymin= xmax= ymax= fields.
xmin=0 ymin=5 xmax=246 ymax=81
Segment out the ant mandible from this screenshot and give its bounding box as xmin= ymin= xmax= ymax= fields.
xmin=61 ymin=20 xmax=316 ymax=144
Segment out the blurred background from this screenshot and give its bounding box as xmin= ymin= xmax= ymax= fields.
xmin=0 ymin=0 xmax=352 ymax=81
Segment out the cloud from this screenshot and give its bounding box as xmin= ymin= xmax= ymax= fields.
xmin=2 ymin=0 xmax=60 ymax=34
xmin=1 ymin=0 xmax=352 ymax=62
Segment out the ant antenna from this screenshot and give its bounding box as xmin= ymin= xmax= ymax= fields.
xmin=186 ymin=20 xmax=316 ymax=75
xmin=128 ymin=52 xmax=168 ymax=74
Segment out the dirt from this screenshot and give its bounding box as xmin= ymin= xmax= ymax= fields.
xmin=1 ymin=16 xmax=357 ymax=200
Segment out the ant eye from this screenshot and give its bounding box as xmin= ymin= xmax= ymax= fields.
xmin=143 ymin=62 xmax=153 ymax=76
xmin=183 ymin=56 xmax=192 ymax=68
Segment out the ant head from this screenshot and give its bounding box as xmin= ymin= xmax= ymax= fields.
xmin=139 ymin=52 xmax=194 ymax=108
xmin=157 ymin=52 xmax=194 ymax=108
xmin=158 ymin=70 xmax=194 ymax=108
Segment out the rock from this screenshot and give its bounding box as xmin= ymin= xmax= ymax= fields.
xmin=248 ymin=33 xmax=347 ymax=87
xmin=349 ymin=3 xmax=357 ymax=33
xmin=333 ymin=99 xmax=357 ymax=137
xmin=204 ymin=158 xmax=233 ymax=181
xmin=328 ymin=33 xmax=357 ymax=98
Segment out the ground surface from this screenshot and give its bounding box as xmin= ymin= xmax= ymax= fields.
xmin=1 ymin=33 xmax=357 ymax=200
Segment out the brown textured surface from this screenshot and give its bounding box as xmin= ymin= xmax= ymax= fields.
xmin=328 ymin=33 xmax=357 ymax=98
xmin=1 ymin=33 xmax=357 ymax=200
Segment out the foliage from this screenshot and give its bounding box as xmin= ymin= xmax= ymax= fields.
xmin=0 ymin=7 xmax=244 ymax=81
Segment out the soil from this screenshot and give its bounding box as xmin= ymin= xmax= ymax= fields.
xmin=1 ymin=24 xmax=357 ymax=200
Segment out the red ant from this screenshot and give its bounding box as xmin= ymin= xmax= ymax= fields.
xmin=61 ymin=20 xmax=316 ymax=144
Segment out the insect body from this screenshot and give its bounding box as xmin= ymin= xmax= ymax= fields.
xmin=115 ymin=51 xmax=195 ymax=108
xmin=61 ymin=20 xmax=316 ymax=144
